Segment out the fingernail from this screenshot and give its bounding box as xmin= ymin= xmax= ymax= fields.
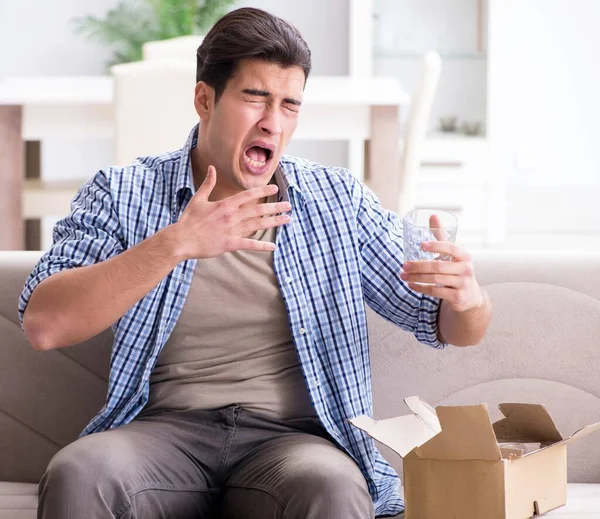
xmin=403 ymin=263 xmax=411 ymax=270
xmin=421 ymin=242 xmax=430 ymax=250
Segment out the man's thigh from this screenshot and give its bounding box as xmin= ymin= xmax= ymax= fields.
xmin=40 ymin=410 xmax=226 ymax=519
xmin=220 ymin=433 xmax=374 ymax=519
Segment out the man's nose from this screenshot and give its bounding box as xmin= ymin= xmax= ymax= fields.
xmin=259 ymin=108 xmax=283 ymax=136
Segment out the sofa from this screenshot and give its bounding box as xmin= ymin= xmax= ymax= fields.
xmin=1 ymin=250 xmax=600 ymax=518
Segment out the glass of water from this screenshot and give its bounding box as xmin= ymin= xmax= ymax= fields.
xmin=402 ymin=209 xmax=459 ymax=263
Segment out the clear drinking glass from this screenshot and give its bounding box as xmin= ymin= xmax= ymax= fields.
xmin=402 ymin=209 xmax=459 ymax=263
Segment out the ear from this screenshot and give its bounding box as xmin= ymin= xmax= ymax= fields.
xmin=194 ymin=81 xmax=214 ymax=121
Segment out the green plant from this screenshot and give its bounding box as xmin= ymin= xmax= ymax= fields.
xmin=73 ymin=0 xmax=237 ymax=65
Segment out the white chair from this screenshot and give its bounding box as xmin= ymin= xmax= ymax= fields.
xmin=395 ymin=51 xmax=442 ymax=216
xmin=110 ymin=59 xmax=198 ymax=165
xmin=109 ymin=36 xmax=204 ymax=165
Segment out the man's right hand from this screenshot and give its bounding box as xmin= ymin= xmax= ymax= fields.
xmin=173 ymin=165 xmax=292 ymax=261
xmin=23 ymin=165 xmax=291 ymax=350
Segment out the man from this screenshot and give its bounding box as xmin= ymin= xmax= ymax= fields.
xmin=19 ymin=7 xmax=491 ymax=519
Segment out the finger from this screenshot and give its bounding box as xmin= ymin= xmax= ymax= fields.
xmin=195 ymin=165 xmax=217 ymax=202
xmin=229 ymin=237 xmax=277 ymax=253
xmin=429 ymin=214 xmax=448 ymax=242
xmin=400 ymin=272 xmax=463 ymax=288
xmin=227 ymin=183 xmax=279 ymax=208
xmin=402 ymin=259 xmax=466 ymax=275
xmin=233 ymin=214 xmax=290 ymax=236
xmin=237 ymin=201 xmax=291 ymax=222
xmin=407 ymin=282 xmax=455 ymax=301
xmin=421 ymin=241 xmax=471 ymax=262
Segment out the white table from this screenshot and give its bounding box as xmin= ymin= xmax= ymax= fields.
xmin=0 ymin=76 xmax=409 ymax=250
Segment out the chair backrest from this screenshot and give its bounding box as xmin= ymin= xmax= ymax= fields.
xmin=142 ymin=35 xmax=203 ymax=62
xmin=111 ymin=35 xmax=206 ymax=165
xmin=397 ymin=51 xmax=442 ymax=216
xmin=110 ymin=59 xmax=198 ymax=165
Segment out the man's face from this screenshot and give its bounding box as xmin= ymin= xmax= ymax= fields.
xmin=197 ymin=59 xmax=305 ymax=196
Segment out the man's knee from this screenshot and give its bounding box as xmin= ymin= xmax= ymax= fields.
xmin=291 ymin=460 xmax=373 ymax=511
xmin=42 ymin=433 xmax=132 ymax=494
xmin=270 ymin=438 xmax=374 ymax=517
xmin=224 ymin=467 xmax=373 ymax=519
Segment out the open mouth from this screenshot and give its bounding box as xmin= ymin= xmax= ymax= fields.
xmin=245 ymin=146 xmax=272 ymax=166
xmin=244 ymin=144 xmax=274 ymax=174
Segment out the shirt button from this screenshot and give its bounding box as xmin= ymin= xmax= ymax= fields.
xmin=285 ymin=276 xmax=293 ymax=283
xmin=313 ymin=379 xmax=320 ymax=387
xmin=299 ymin=327 xmax=307 ymax=335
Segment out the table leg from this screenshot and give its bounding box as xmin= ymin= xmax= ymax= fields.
xmin=348 ymin=138 xmax=366 ymax=182
xmin=25 ymin=141 xmax=42 ymax=251
xmin=0 ymin=106 xmax=24 ymax=250
xmin=367 ymin=105 xmax=402 ymax=213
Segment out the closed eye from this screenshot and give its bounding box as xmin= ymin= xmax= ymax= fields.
xmin=284 ymin=104 xmax=299 ymax=113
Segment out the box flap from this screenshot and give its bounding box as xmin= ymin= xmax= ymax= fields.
xmin=348 ymin=396 xmax=442 ymax=458
xmin=494 ymin=403 xmax=563 ymax=444
xmin=416 ymin=404 xmax=503 ymax=460
xmin=404 ymin=395 xmax=441 ymax=432
xmin=550 ymin=421 xmax=600 ymax=450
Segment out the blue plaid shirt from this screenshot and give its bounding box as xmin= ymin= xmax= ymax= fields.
xmin=19 ymin=126 xmax=445 ymax=516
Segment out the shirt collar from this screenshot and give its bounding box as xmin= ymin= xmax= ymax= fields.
xmin=174 ymin=124 xmax=198 ymax=207
xmin=174 ymin=124 xmax=307 ymax=212
xmin=274 ymin=162 xmax=306 ymax=211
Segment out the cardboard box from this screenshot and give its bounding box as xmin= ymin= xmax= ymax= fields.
xmin=349 ymin=396 xmax=600 ymax=519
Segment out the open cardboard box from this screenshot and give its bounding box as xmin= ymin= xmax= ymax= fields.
xmin=349 ymin=397 xmax=600 ymax=519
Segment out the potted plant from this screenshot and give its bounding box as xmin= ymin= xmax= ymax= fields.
xmin=73 ymin=0 xmax=238 ymax=66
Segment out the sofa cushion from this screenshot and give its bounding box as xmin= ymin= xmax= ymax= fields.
xmin=0 ymin=482 xmax=37 ymax=519
xmin=546 ymin=484 xmax=600 ymax=516
xmin=395 ymin=485 xmax=600 ymax=517
xmin=1 ymin=482 xmax=599 ymax=518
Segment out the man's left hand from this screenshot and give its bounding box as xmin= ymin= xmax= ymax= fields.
xmin=400 ymin=241 xmax=484 ymax=313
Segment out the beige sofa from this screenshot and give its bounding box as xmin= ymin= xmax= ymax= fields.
xmin=1 ymin=250 xmax=600 ymax=518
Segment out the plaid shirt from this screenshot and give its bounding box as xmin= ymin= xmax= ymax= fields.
xmin=19 ymin=126 xmax=445 ymax=516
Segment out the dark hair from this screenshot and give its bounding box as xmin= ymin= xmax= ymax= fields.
xmin=196 ymin=7 xmax=311 ymax=102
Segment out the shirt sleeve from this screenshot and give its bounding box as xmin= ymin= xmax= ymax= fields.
xmin=351 ymin=175 xmax=447 ymax=349
xmin=18 ymin=170 xmax=126 ymax=331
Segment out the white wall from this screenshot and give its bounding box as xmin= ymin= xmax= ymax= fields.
xmin=0 ymin=0 xmax=349 ymax=79
xmin=488 ymin=0 xmax=600 ymax=240
xmin=238 ymin=0 xmax=349 ymax=77
xmin=0 ymin=0 xmax=350 ymax=247
xmin=0 ymin=0 xmax=114 ymax=79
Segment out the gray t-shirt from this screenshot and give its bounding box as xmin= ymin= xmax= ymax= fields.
xmin=145 ymin=215 xmax=316 ymax=421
